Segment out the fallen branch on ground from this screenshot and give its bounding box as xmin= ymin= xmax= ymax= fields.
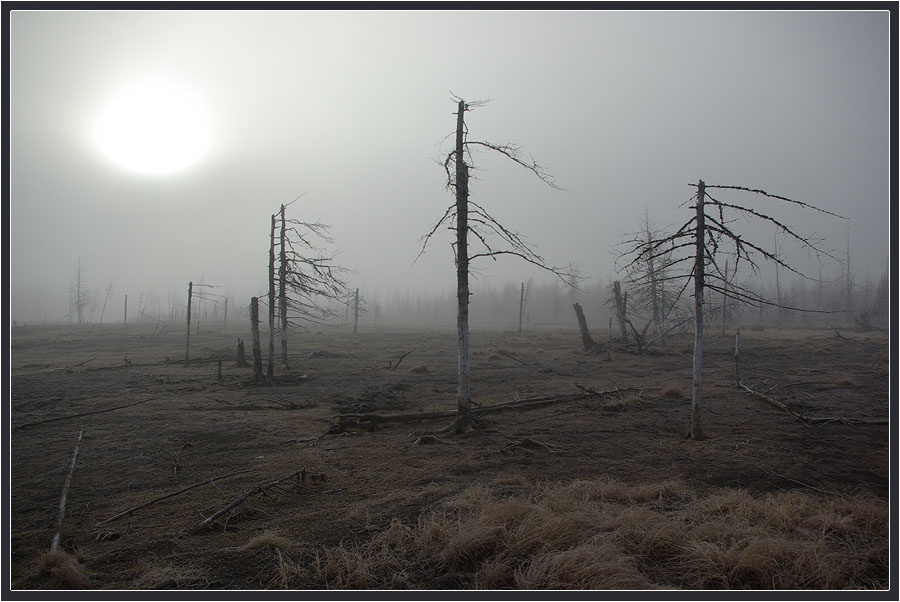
xmin=97 ymin=469 xmax=253 ymax=526
xmin=69 ymin=357 xmax=97 ymax=369
xmin=197 ymin=468 xmax=323 ymax=529
xmin=739 ymin=382 xmax=808 ymax=424
xmin=390 ymin=348 xmax=416 ymax=371
xmin=16 ymin=397 xmax=159 ymax=429
xmin=51 ymin=429 xmax=84 ymax=552
xmin=739 ymin=383 xmax=886 ymax=427
xmin=498 ymin=438 xmax=561 ymax=455
xmin=328 ymin=387 xmax=639 ymax=434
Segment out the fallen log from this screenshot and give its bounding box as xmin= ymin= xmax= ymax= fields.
xmin=329 ymin=387 xmax=638 ymax=434
xmin=51 ymin=429 xmax=84 ymax=552
xmin=17 ymin=397 xmax=159 ymax=430
xmin=739 ymin=383 xmax=886 ymax=427
xmin=739 ymin=383 xmax=808 ymax=424
xmin=97 ymin=469 xmax=253 ymax=526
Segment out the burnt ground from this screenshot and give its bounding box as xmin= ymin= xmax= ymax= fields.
xmin=7 ymin=322 xmax=892 ymax=590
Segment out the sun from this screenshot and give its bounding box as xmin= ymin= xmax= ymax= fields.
xmin=93 ymin=80 xmax=212 ymax=175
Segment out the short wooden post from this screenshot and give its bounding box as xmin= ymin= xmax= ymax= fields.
xmin=250 ymin=297 xmax=263 ymax=382
xmin=236 ymin=338 xmax=248 ymax=367
xmin=607 ymin=317 xmax=612 ymax=361
xmin=518 ymin=283 xmax=525 ymax=334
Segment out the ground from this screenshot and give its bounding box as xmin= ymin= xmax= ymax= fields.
xmin=8 ymin=321 xmax=891 ymax=590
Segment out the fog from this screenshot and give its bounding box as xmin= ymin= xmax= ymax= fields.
xmin=8 ymin=9 xmax=891 ymax=326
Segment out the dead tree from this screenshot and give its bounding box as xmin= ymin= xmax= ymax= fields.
xmin=184 ymin=282 xmax=193 ymax=367
xmin=250 ymin=297 xmax=263 ymax=381
xmin=620 ymin=180 xmax=845 ymax=440
xmin=269 ymin=199 xmax=348 ymax=371
xmin=418 ymin=96 xmax=574 ymax=435
xmin=268 ymin=214 xmax=276 ymax=378
xmin=615 ymin=211 xmax=687 ymax=346
xmin=611 ymin=281 xmax=629 ymax=341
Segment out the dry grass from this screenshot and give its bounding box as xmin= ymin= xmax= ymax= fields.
xmin=272 ymin=477 xmax=888 ymax=590
xmin=833 ymin=379 xmax=857 ymax=388
xmin=39 ymin=551 xmax=91 ymax=589
xmin=661 ymin=386 xmax=685 ymax=399
xmin=408 ymin=365 xmax=430 ymax=374
xmin=241 ymin=531 xmax=296 ymax=551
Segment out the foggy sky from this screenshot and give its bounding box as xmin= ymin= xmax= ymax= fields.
xmin=8 ymin=9 xmax=892 ymax=323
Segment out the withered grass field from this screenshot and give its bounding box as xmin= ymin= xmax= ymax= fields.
xmin=8 ymin=322 xmax=891 ymax=590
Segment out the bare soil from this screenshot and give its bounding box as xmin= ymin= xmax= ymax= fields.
xmin=8 ymin=322 xmax=891 ymax=590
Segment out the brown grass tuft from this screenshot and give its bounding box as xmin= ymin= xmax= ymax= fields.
xmin=241 ymin=531 xmax=296 ymax=550
xmin=834 ymin=379 xmax=857 ymax=388
xmin=408 ymin=364 xmax=430 ymax=373
xmin=40 ymin=550 xmax=91 ymax=589
xmin=661 ymin=386 xmax=685 ymax=399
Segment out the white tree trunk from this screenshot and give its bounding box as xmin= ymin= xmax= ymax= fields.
xmin=691 ymin=180 xmax=706 ymax=440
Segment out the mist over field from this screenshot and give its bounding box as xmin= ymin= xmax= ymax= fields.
xmin=8 ymin=9 xmax=891 ymax=328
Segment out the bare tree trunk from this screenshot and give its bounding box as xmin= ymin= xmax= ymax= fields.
xmin=279 ymin=204 xmax=289 ymax=369
xmin=691 ymin=180 xmax=706 ymax=440
xmin=454 ymin=99 xmax=472 ymax=434
xmin=572 ymin=302 xmax=595 ymax=352
xmin=250 ymin=297 xmax=263 ymax=382
xmin=184 ymin=282 xmax=192 ymax=367
xmin=124 ymin=294 xmax=127 ymax=326
xmin=224 ymin=297 xmax=228 ymax=324
xmin=268 ymin=214 xmax=276 ymax=379
xmin=353 ymin=288 xmax=359 ymax=334
xmin=518 ymin=282 xmax=525 ymax=334
xmin=613 ymin=281 xmax=628 ymax=340
xmin=774 ymin=234 xmax=783 ymax=323
xmin=721 ymin=259 xmax=728 ymax=337
xmin=734 ymin=328 xmax=741 ymax=387
xmin=845 ymin=223 xmax=852 ymax=319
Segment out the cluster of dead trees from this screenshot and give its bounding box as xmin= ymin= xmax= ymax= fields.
xmin=246 ymin=200 xmax=349 ymax=382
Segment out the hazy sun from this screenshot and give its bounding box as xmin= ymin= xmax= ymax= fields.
xmin=93 ymin=80 xmax=211 ymax=175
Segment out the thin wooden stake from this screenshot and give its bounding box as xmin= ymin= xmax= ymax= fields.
xmin=734 ymin=328 xmax=741 ymax=386
xmin=51 ymin=429 xmax=84 ymax=552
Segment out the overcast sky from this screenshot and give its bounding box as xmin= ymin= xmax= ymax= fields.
xmin=8 ymin=9 xmax=892 ymax=323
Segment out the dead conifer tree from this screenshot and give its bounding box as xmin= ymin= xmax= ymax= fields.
xmin=268 ymin=198 xmax=348 ymax=371
xmin=418 ymin=96 xmax=574 ymax=435
xmin=621 ymin=180 xmax=845 ymax=440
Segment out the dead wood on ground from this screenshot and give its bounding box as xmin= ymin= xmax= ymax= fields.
xmin=51 ymin=429 xmax=84 ymax=552
xmin=16 ymin=397 xmax=159 ymax=430
xmin=328 ymin=387 xmax=639 ymax=434
xmin=97 ymin=469 xmax=253 ymax=526
xmin=197 ymin=468 xmax=325 ymax=530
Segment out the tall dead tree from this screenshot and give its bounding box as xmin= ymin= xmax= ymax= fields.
xmin=268 ymin=214 xmax=277 ymax=378
xmin=268 ymin=199 xmax=348 ymax=371
xmin=621 ymin=180 xmax=845 ymax=440
xmin=418 ymin=96 xmax=573 ymax=434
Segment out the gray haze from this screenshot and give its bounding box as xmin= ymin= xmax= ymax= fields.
xmin=8 ymin=9 xmax=891 ymax=325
